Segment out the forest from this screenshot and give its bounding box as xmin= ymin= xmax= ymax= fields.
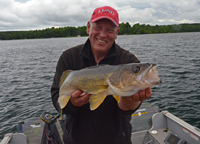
xmin=0 ymin=23 xmax=200 ymax=40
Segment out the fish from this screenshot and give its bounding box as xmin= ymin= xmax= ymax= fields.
xmin=58 ymin=63 xmax=161 ymax=114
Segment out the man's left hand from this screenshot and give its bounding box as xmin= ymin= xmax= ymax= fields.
xmin=118 ymin=87 xmax=152 ymax=111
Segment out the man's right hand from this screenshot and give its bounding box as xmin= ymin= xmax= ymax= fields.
xmin=70 ymin=90 xmax=91 ymax=107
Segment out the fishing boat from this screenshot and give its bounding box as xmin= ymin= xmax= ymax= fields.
xmin=1 ymin=102 xmax=200 ymax=144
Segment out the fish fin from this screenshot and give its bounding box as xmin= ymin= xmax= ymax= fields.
xmin=59 ymin=70 xmax=72 ymax=87
xmin=89 ymin=95 xmax=107 ymax=110
xmin=59 ymin=109 xmax=63 ymax=120
xmin=113 ymin=95 xmax=121 ymax=103
xmin=58 ymin=95 xmax=71 ymax=109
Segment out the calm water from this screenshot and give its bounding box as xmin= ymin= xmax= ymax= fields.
xmin=0 ymin=33 xmax=200 ymax=139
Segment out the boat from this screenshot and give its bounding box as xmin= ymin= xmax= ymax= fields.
xmin=1 ymin=102 xmax=200 ymax=144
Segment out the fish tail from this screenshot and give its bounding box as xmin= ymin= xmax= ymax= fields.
xmin=58 ymin=95 xmax=71 ymax=109
xmin=58 ymin=95 xmax=70 ymax=120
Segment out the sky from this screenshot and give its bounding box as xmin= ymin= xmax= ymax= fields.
xmin=0 ymin=0 xmax=200 ymax=31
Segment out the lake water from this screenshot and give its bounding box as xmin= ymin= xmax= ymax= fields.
xmin=0 ymin=32 xmax=200 ymax=139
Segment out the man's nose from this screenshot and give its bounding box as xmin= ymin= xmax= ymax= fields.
xmin=99 ymin=30 xmax=107 ymax=37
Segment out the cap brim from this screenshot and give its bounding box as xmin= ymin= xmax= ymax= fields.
xmin=90 ymin=16 xmax=119 ymax=27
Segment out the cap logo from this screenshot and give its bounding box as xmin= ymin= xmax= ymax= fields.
xmin=98 ymin=9 xmax=115 ymax=15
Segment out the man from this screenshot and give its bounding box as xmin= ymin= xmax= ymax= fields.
xmin=51 ymin=6 xmax=152 ymax=144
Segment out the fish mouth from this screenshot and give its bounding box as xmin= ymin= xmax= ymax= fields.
xmin=141 ymin=64 xmax=161 ymax=85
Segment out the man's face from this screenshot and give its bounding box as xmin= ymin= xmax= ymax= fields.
xmin=87 ymin=19 xmax=120 ymax=54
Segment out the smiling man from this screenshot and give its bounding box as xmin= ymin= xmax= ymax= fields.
xmin=87 ymin=19 xmax=119 ymax=63
xmin=51 ymin=6 xmax=152 ymax=144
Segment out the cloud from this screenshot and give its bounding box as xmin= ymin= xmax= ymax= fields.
xmin=0 ymin=0 xmax=200 ymax=31
xmin=118 ymin=6 xmax=157 ymax=25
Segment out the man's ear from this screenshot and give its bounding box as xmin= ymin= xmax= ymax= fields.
xmin=115 ymin=27 xmax=120 ymax=39
xmin=86 ymin=21 xmax=90 ymax=34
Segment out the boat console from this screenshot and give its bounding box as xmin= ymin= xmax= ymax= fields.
xmin=148 ymin=128 xmax=187 ymax=144
xmin=131 ymin=103 xmax=200 ymax=144
xmin=164 ymin=132 xmax=186 ymax=144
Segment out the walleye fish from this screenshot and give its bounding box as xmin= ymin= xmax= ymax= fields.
xmin=58 ymin=63 xmax=161 ymax=113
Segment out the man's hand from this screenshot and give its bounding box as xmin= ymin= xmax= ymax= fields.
xmin=70 ymin=90 xmax=92 ymax=107
xmin=118 ymin=87 xmax=152 ymax=111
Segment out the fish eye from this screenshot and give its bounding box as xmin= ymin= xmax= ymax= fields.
xmin=133 ymin=66 xmax=140 ymax=73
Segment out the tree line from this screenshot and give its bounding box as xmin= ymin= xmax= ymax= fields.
xmin=0 ymin=23 xmax=200 ymax=40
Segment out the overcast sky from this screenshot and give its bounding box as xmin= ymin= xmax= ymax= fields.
xmin=0 ymin=0 xmax=200 ymax=31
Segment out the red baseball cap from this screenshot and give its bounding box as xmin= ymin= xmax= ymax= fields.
xmin=90 ymin=6 xmax=119 ymax=27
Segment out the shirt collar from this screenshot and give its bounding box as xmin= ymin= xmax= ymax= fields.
xmin=80 ymin=38 xmax=117 ymax=61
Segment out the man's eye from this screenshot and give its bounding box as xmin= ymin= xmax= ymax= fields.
xmin=96 ymin=27 xmax=101 ymax=29
xmin=108 ymin=29 xmax=114 ymax=32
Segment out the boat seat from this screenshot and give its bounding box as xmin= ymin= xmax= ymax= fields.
xmin=0 ymin=133 xmax=27 ymax=144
